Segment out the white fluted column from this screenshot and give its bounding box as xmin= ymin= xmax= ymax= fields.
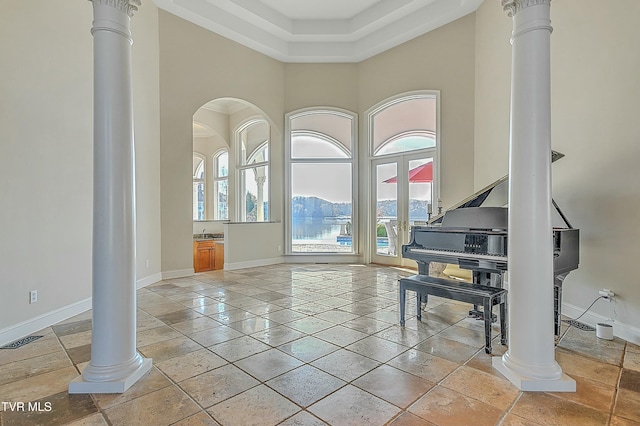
xmin=69 ymin=0 xmax=151 ymax=394
xmin=492 ymin=0 xmax=575 ymax=392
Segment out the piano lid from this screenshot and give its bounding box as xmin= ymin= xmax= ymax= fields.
xmin=429 ymin=150 xmax=573 ymax=229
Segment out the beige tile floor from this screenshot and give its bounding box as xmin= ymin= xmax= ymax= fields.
xmin=1 ymin=264 xmax=639 ymax=425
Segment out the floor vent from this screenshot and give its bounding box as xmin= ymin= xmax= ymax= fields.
xmin=563 ymin=319 xmax=595 ymax=331
xmin=1 ymin=335 xmax=43 ymax=349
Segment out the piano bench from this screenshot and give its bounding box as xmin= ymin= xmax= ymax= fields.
xmin=399 ymin=274 xmax=507 ymax=354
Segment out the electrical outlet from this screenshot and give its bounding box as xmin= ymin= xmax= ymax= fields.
xmin=277 ymin=245 xmax=282 ymax=252
xmin=145 ymin=259 xmax=150 ymax=269
xmin=29 ymin=290 xmax=38 ymax=304
xmin=599 ymin=288 xmax=615 ymax=300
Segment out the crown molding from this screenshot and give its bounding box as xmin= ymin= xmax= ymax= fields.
xmin=153 ymin=0 xmax=483 ymax=63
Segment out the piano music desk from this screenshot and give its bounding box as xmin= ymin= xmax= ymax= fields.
xmin=399 ymin=274 xmax=507 ymax=354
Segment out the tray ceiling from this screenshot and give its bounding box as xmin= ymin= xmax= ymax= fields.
xmin=153 ymin=0 xmax=484 ymax=62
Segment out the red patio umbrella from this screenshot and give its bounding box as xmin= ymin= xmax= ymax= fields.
xmin=383 ymin=161 xmax=433 ymax=183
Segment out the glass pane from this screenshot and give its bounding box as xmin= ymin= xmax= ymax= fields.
xmin=215 ymin=179 xmax=228 ymax=220
xmin=217 ymin=152 xmax=228 ymax=177
xmin=239 ymin=121 xmax=269 ymax=165
xmin=193 ymin=181 xmax=204 ymax=220
xmin=290 ymin=111 xmax=352 ymax=155
xmin=193 ymin=156 xmax=204 ymax=179
xmin=372 ymin=95 xmax=437 ymax=156
xmin=241 ymin=165 xmax=268 ymax=222
xmin=291 ymin=134 xmax=350 ymax=159
xmin=408 ymin=158 xmax=433 ymax=230
xmin=376 ymin=135 xmax=435 ymax=156
xmin=376 ymin=163 xmax=398 ymax=256
xmin=291 ymin=163 xmax=352 ymax=253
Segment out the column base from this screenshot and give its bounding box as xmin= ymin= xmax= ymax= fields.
xmin=68 ymin=357 xmax=152 ymax=394
xmin=492 ymin=357 xmax=575 ymax=392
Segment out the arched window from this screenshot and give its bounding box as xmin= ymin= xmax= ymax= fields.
xmin=193 ymin=152 xmax=206 ymax=220
xmin=236 ymin=119 xmax=270 ymax=222
xmin=213 ymin=150 xmax=228 ymax=220
xmin=286 ymin=109 xmax=357 ymax=254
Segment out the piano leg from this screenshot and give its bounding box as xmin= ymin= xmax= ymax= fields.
xmin=500 ymin=298 xmax=507 ymax=345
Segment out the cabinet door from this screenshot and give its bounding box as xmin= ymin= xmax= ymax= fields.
xmin=194 ymin=242 xmax=215 ymax=272
xmin=214 ymin=242 xmax=224 ymax=270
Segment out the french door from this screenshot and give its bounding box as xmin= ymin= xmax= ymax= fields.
xmin=370 ymin=152 xmax=436 ymax=267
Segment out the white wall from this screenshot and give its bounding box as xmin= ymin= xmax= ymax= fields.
xmin=158 ymin=10 xmax=285 ymax=276
xmin=474 ymin=0 xmax=640 ymax=341
xmin=0 ymin=1 xmax=161 ymax=344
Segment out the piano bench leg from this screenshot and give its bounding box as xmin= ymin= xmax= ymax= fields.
xmin=399 ymin=281 xmax=406 ymax=326
xmin=484 ymin=298 xmax=493 ymax=354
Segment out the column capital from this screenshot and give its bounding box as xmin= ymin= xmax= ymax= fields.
xmin=501 ymin=0 xmax=550 ymax=18
xmin=90 ymin=0 xmax=141 ymax=17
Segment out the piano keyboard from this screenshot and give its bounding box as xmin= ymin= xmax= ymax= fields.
xmin=406 ymin=247 xmax=508 ymax=262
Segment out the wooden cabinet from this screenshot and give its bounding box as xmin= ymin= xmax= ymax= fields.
xmin=194 ymin=240 xmax=224 ymax=272
xmin=214 ymin=242 xmax=224 ymax=271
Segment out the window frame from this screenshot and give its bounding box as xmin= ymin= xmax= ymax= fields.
xmin=235 ymin=118 xmax=270 ymax=222
xmin=285 ymin=107 xmax=358 ymax=255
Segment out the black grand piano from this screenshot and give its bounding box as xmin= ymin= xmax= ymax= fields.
xmin=402 ymin=151 xmax=579 ymax=335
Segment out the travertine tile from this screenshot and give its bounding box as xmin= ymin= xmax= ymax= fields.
xmin=414 ymin=335 xmax=480 ymax=364
xmin=188 ymin=325 xmax=244 ymax=346
xmin=388 ymin=349 xmax=459 ymax=383
xmin=388 ymin=411 xmax=436 ymax=425
xmin=345 ymin=335 xmax=409 ymax=363
xmin=0 ymin=390 xmax=97 ymax=426
xmin=266 ymin=365 xmax=346 ymax=407
xmin=250 ymin=324 xmax=306 ymax=347
xmin=136 ymin=325 xmax=183 ymax=347
xmin=0 ymin=335 xmax=64 ymax=365
xmin=180 ymin=364 xmax=259 ymax=408
xmin=279 ymin=411 xmax=328 ymax=426
xmin=511 ymin=392 xmax=609 ymax=426
xmin=353 ymin=364 xmax=434 ymax=408
xmin=408 ymin=386 xmax=504 ymax=426
xmin=65 ymin=413 xmax=110 ymax=425
xmin=310 ymin=349 xmax=380 ymax=382
xmin=277 ymin=336 xmax=340 ymax=362
xmin=234 ymin=348 xmax=303 ymax=381
xmin=92 ymin=367 xmax=171 ymax=410
xmin=156 ymin=348 xmax=227 ymax=383
xmin=556 ymin=348 xmax=621 ymax=386
xmin=441 ymin=365 xmax=519 ymax=410
xmin=623 ymin=350 xmax=640 ymax=372
xmin=208 ymin=335 xmax=271 ymax=362
xmin=155 ymin=309 xmax=204 ymax=325
xmin=614 ymin=388 xmax=640 ymax=422
xmin=308 ymin=384 xmax=401 ymax=426
xmin=138 ymin=335 xmax=202 ymax=362
xmin=103 ymin=385 xmax=199 ymax=425
xmin=0 ymin=350 xmax=73 ymax=386
xmin=549 ymin=374 xmax=615 ymax=412
xmin=172 ymin=411 xmax=220 ymax=425
xmin=313 ymin=325 xmax=369 ymax=347
xmin=208 ymin=385 xmax=299 ymax=426
xmin=0 ymin=366 xmax=78 ymax=403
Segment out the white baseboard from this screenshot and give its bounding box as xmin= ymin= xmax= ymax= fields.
xmin=1 ymin=273 xmax=162 ymax=348
xmin=562 ymin=302 xmax=640 ymax=345
xmin=162 ymin=268 xmax=195 ymax=279
xmin=224 ymin=257 xmax=284 ymax=270
xmin=284 ymin=254 xmax=363 ymax=264
xmin=137 ymin=272 xmax=163 ymax=289
xmin=0 ymin=298 xmax=92 ymax=347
